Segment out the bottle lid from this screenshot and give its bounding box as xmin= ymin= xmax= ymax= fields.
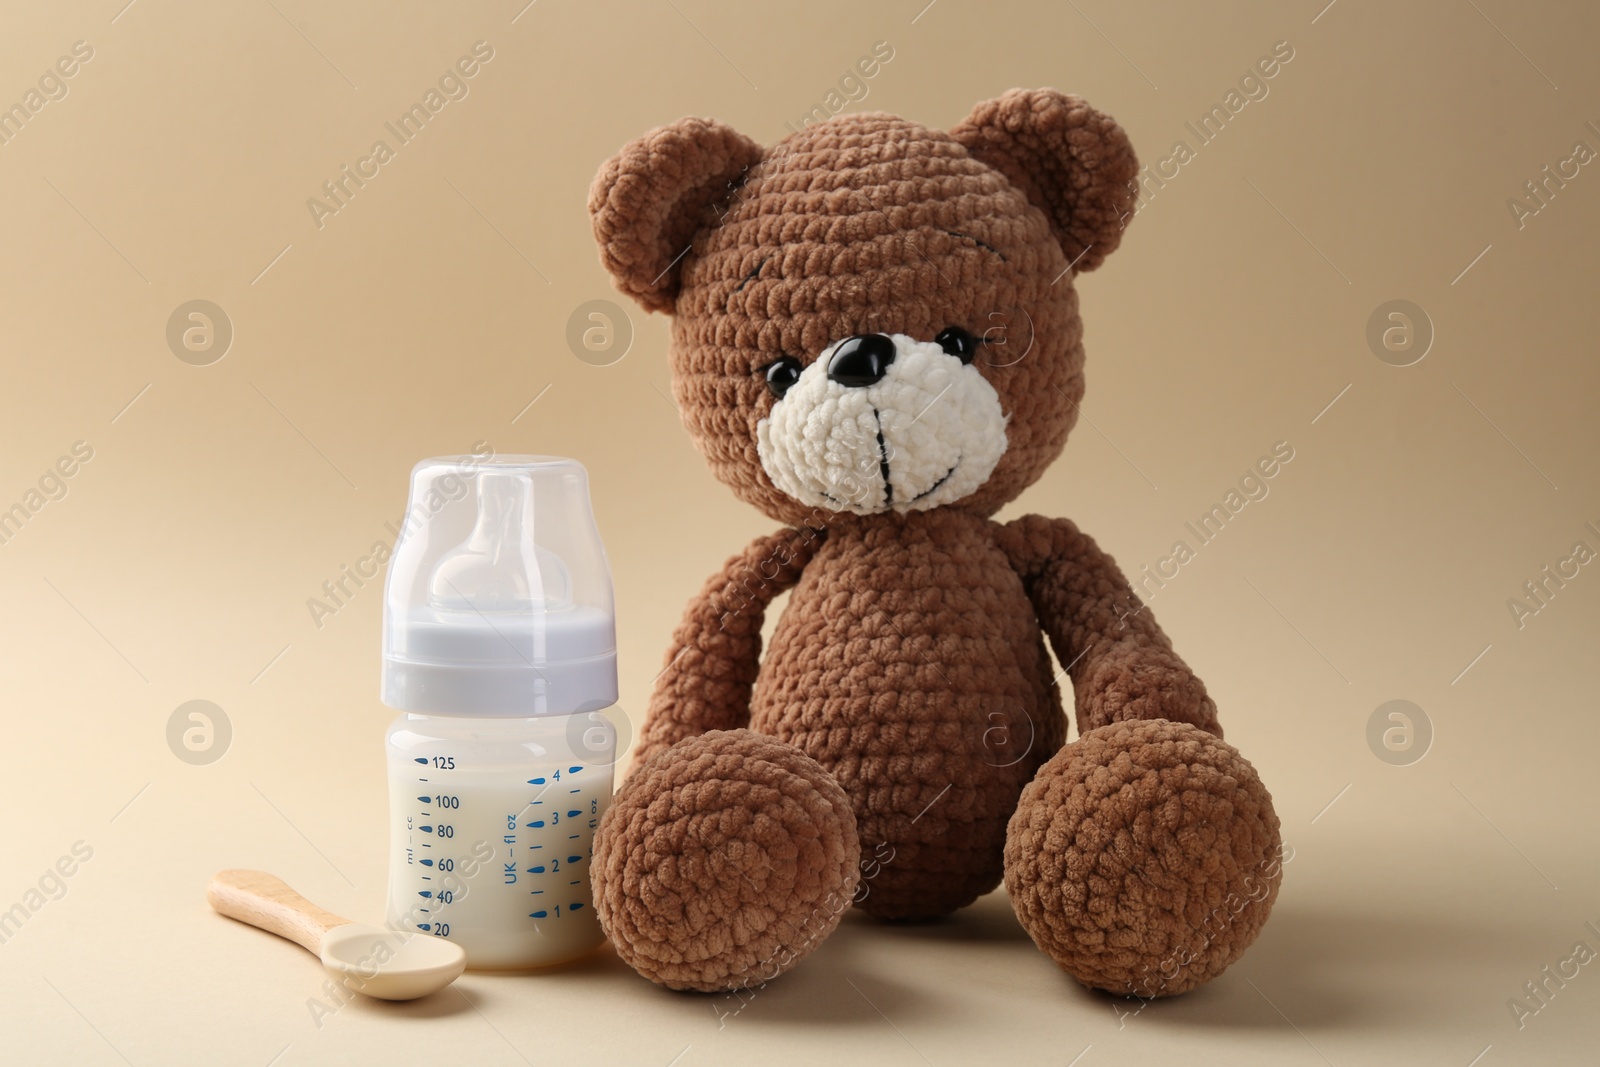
xmin=381 ymin=455 xmax=617 ymax=716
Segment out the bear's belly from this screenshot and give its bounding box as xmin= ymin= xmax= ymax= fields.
xmin=749 ymin=512 xmax=1062 ymax=919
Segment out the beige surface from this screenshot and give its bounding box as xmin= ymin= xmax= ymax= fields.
xmin=3 ymin=0 xmax=1598 ymax=1063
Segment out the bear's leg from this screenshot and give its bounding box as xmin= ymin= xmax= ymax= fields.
xmin=1004 ymin=718 xmax=1282 ymax=998
xmin=592 ymin=729 xmax=861 ymax=992
xmin=996 ymin=515 xmax=1283 ymax=996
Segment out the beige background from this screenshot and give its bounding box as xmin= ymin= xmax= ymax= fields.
xmin=2 ymin=0 xmax=1597 ymax=1063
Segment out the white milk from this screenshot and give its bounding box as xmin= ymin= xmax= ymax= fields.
xmin=385 ymin=714 xmax=615 ymax=969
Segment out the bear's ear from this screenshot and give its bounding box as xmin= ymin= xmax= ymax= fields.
xmin=951 ymin=89 xmax=1138 ymax=273
xmin=588 ymin=117 xmax=765 ymax=314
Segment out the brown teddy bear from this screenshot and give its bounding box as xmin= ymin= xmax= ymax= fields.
xmin=586 ymin=89 xmax=1283 ymax=1000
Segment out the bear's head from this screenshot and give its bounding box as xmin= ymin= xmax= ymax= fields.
xmin=589 ymin=89 xmax=1137 ymax=526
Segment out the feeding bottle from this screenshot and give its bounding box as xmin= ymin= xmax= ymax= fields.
xmin=381 ymin=456 xmax=618 ymax=969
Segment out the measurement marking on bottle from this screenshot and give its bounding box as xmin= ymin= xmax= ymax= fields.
xmin=390 ymin=713 xmax=614 ymax=967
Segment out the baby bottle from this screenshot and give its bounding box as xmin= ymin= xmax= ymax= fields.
xmin=380 ymin=456 xmax=618 ymax=969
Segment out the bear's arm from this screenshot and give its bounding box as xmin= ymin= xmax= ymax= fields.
xmin=631 ymin=524 xmax=825 ymax=770
xmin=994 ymin=514 xmax=1222 ymax=738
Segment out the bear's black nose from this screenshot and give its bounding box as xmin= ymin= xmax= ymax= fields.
xmin=827 ymin=334 xmax=896 ymax=388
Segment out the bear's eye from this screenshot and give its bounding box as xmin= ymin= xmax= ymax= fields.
xmin=761 ymin=356 xmax=803 ymax=399
xmin=935 ymin=326 xmax=980 ymax=364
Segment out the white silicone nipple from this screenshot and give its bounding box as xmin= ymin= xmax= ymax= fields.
xmin=428 ymin=470 xmax=570 ymax=613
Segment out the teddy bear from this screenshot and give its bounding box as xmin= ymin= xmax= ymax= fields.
xmin=584 ymin=88 xmax=1284 ymax=1000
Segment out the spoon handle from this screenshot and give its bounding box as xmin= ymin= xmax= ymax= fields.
xmin=208 ymin=869 xmax=352 ymax=955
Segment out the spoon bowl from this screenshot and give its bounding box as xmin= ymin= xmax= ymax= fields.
xmin=319 ymin=923 xmax=467 ymax=1000
xmin=208 ymin=869 xmax=467 ymax=1002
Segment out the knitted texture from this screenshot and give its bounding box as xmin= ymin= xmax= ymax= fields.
xmin=634 ymin=525 xmax=826 ymax=768
xmin=1004 ymin=720 xmax=1283 ymax=997
xmin=589 ymin=116 xmax=764 ymax=313
xmin=592 ymin=729 xmax=860 ymax=992
xmin=588 ymin=89 xmax=1280 ymax=998
xmin=671 ymin=103 xmax=1083 ymax=525
xmin=753 ymin=508 xmax=1064 ymax=919
xmin=950 ymin=89 xmax=1138 ymax=273
xmin=995 ymin=514 xmax=1222 ymax=738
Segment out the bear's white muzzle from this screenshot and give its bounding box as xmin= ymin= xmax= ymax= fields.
xmin=756 ymin=334 xmax=1008 ymax=515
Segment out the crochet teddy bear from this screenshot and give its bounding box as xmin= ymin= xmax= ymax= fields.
xmin=585 ymin=89 xmax=1283 ymax=999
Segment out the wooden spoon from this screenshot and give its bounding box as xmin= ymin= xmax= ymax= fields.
xmin=208 ymin=869 xmax=466 ymax=1001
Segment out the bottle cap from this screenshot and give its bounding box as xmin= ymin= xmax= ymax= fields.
xmin=381 ymin=455 xmax=617 ymax=716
